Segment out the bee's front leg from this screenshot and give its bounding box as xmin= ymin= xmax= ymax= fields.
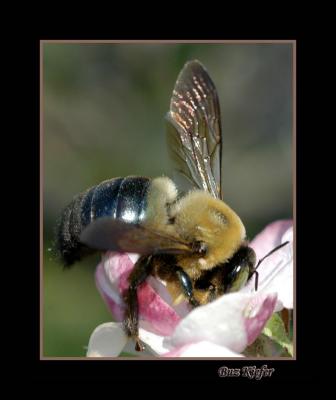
xmin=154 ymin=260 xmax=199 ymax=307
xmin=124 ymin=255 xmax=153 ymax=351
xmin=175 ymin=267 xmax=200 ymax=307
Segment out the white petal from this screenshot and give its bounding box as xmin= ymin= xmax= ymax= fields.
xmin=122 ymin=340 xmax=155 ymax=357
xmin=163 ymin=293 xmax=246 ymax=353
xmin=128 ymin=253 xmax=140 ymax=264
xmin=162 ymin=341 xmax=243 ymax=357
xmin=138 ymin=324 xmax=170 ymax=355
xmin=87 ymin=322 xmax=127 ymax=357
xmin=164 ymin=291 xmax=277 ymax=354
xmin=242 ymin=226 xmax=293 ymax=310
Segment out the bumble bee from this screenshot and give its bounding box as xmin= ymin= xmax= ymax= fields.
xmin=55 ymin=60 xmax=288 ymax=351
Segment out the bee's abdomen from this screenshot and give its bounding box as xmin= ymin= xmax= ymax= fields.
xmin=55 ymin=176 xmax=151 ymax=266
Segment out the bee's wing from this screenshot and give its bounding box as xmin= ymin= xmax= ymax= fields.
xmin=80 ymin=218 xmax=193 ymax=255
xmin=166 ymin=60 xmax=223 ymax=199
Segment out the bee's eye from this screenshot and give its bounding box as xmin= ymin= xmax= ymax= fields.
xmin=225 ymin=263 xmax=249 ymax=293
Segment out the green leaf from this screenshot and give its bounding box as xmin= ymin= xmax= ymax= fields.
xmin=262 ymin=312 xmax=293 ymax=357
xmin=120 ymin=351 xmax=137 ymax=357
xmin=245 ymin=335 xmax=291 ymax=357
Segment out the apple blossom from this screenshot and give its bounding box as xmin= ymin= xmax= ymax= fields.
xmin=87 ymin=220 xmax=293 ymax=358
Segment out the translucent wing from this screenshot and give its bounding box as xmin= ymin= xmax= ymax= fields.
xmin=166 ymin=60 xmax=223 ymax=199
xmin=80 ymin=218 xmax=193 ymax=255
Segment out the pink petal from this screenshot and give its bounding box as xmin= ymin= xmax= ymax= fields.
xmin=163 ymin=291 xmax=277 ymax=354
xmin=162 ymin=341 xmax=243 ymax=357
xmin=95 ymin=262 xmax=125 ymax=322
xmin=137 ymin=280 xmax=181 ymax=336
xmin=243 ymin=293 xmax=278 ymax=344
xmin=146 ymin=276 xmax=191 ymax=319
xmin=95 ymin=252 xmax=186 ymax=336
xmin=101 ymin=251 xmax=136 ymax=292
xmin=250 ymin=219 xmax=292 ymax=260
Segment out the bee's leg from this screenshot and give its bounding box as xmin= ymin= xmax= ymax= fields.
xmin=154 ymin=261 xmax=199 ymax=307
xmin=175 ymin=267 xmax=200 ymax=307
xmin=124 ymin=255 xmax=153 ymax=351
xmin=193 ymin=269 xmax=224 ymax=304
xmin=205 ymin=285 xmax=217 ymax=302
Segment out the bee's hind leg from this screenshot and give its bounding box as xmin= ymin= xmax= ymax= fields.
xmin=124 ymin=255 xmax=153 ymax=352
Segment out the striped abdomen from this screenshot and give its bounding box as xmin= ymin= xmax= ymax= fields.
xmin=55 ymin=176 xmax=151 ymax=266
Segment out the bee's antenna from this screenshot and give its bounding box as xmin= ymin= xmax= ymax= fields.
xmin=251 ymin=241 xmax=290 ymax=291
xmin=255 ymin=241 xmax=290 ymax=271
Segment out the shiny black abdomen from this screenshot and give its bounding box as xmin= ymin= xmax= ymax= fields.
xmin=56 ymin=176 xmax=151 ymax=266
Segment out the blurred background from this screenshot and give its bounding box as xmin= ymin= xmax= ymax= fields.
xmin=43 ymin=43 xmax=293 ymax=357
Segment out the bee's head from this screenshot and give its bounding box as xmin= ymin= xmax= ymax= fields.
xmin=224 ymin=246 xmax=256 ymax=293
xmin=224 ymin=241 xmax=290 ymax=293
